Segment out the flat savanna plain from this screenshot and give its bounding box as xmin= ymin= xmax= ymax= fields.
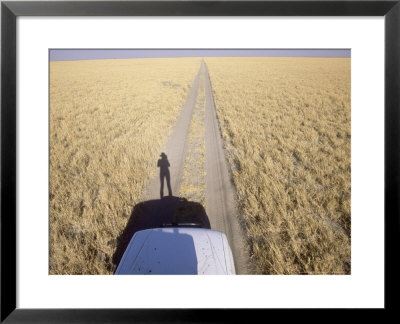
xmin=205 ymin=57 xmax=351 ymax=274
xmin=50 ymin=58 xmax=201 ymax=274
xmin=50 ymin=56 xmax=351 ymax=275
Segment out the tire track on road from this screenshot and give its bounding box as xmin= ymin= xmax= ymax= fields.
xmin=203 ymin=61 xmax=253 ymax=274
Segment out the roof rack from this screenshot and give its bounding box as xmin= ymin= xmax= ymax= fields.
xmin=161 ymin=222 xmax=203 ymax=228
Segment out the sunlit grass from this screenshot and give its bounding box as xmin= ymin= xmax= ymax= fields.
xmin=50 ymin=58 xmax=201 ymax=274
xmin=205 ymin=57 xmax=351 ymax=274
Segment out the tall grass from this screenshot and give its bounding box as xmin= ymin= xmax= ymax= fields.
xmin=205 ymin=57 xmax=351 ymax=274
xmin=50 ymin=58 xmax=200 ymax=274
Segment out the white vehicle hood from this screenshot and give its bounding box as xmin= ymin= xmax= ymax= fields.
xmin=115 ymin=228 xmax=235 ymax=275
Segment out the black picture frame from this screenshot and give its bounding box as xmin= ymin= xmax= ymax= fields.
xmin=1 ymin=0 xmax=399 ymax=322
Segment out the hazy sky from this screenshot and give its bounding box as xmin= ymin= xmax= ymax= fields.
xmin=50 ymin=49 xmax=350 ymax=61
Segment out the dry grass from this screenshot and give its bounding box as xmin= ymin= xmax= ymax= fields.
xmin=50 ymin=57 xmax=200 ymax=274
xmin=205 ymin=57 xmax=351 ymax=274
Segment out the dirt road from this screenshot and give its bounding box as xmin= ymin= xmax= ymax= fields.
xmin=140 ymin=61 xmax=253 ymax=274
xmin=203 ymin=63 xmax=252 ymax=274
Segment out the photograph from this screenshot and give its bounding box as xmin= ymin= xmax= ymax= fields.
xmin=49 ymin=49 xmax=351 ymax=275
xmin=3 ymin=0 xmax=398 ymax=320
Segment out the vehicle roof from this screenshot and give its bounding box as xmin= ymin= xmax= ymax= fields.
xmin=115 ymin=227 xmax=235 ymax=275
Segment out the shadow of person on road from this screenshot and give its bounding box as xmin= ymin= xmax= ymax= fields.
xmin=158 ymin=152 xmax=172 ymax=198
xmin=112 ymin=196 xmax=211 ymax=269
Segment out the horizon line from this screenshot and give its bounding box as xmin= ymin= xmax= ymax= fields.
xmin=50 ymin=55 xmax=351 ymax=62
xmin=50 ymin=49 xmax=351 ymax=61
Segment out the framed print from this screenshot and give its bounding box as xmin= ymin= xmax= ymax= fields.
xmin=1 ymin=0 xmax=399 ymax=322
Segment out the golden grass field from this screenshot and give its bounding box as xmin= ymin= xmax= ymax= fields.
xmin=50 ymin=55 xmax=350 ymax=275
xmin=205 ymin=57 xmax=351 ymax=274
xmin=50 ymin=57 xmax=201 ymax=274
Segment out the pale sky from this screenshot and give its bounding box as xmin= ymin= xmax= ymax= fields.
xmin=50 ymin=49 xmax=350 ymax=61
